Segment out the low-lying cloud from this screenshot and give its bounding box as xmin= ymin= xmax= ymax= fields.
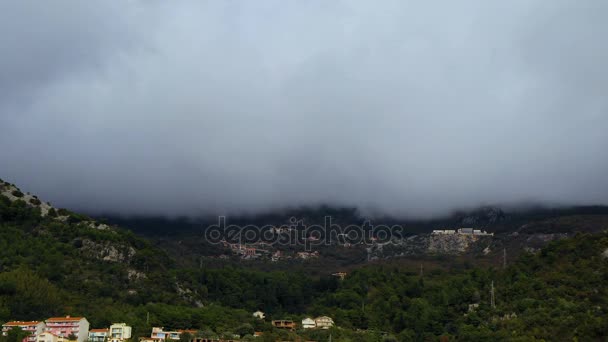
xmin=1 ymin=0 xmax=607 ymax=218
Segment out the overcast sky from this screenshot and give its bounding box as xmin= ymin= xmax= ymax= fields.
xmin=1 ymin=1 xmax=607 ymax=218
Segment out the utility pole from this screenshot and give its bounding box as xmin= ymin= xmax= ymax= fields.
xmin=420 ymin=264 xmax=424 ymax=277
xmin=503 ymin=248 xmax=507 ymax=269
xmin=490 ymin=281 xmax=496 ymax=309
xmin=146 ymin=311 xmax=150 ymax=325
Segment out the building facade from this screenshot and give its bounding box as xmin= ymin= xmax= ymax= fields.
xmin=301 ymin=318 xmax=316 ymax=329
xmin=314 ymin=316 xmax=334 ymax=329
xmin=109 ymin=324 xmax=131 ymax=342
xmin=88 ymin=329 xmax=109 ymax=342
xmin=270 ymin=320 xmax=296 ymax=331
xmin=44 ymin=316 xmax=89 ymax=342
xmin=2 ymin=321 xmax=46 ymax=342
xmin=36 ymin=332 xmax=60 ymax=342
xmin=151 ymin=327 xmax=180 ymax=340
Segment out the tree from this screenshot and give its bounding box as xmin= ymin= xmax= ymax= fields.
xmin=4 ymin=327 xmax=29 ymax=342
xmin=179 ymin=332 xmax=192 ymax=342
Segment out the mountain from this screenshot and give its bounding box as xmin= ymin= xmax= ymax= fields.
xmin=2 ymin=177 xmax=608 ymax=340
xmin=98 ymin=203 xmax=608 ymax=272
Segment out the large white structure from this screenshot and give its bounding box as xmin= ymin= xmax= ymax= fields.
xmin=432 ymin=228 xmax=493 ymax=236
xmin=109 ymin=324 xmax=131 ymax=342
xmin=314 ymin=316 xmax=334 ymax=329
xmin=301 ymin=318 xmax=316 ymax=329
xmin=431 ymin=230 xmax=456 ymax=235
xmin=88 ymin=329 xmax=108 ymax=342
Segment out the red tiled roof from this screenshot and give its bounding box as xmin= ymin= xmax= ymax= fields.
xmin=46 ymin=317 xmax=84 ymax=322
xmin=3 ymin=321 xmax=42 ymax=326
xmin=89 ymin=329 xmax=109 ymax=333
xmin=177 ymin=330 xmax=197 ymax=334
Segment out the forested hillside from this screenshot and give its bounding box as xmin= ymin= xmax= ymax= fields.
xmin=1 ymin=179 xmax=607 ymax=341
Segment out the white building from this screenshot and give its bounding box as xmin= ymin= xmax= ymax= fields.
xmin=432 ymin=230 xmax=456 ymax=235
xmin=37 ymin=332 xmax=61 ymax=342
xmin=301 ymin=318 xmax=316 ymax=329
xmin=88 ymin=329 xmax=108 ymax=342
xmin=314 ymin=316 xmax=334 ymax=329
xmin=109 ymin=324 xmax=131 ymax=342
xmin=252 ymin=311 xmax=265 ymax=319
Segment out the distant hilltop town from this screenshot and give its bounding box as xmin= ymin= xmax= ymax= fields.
xmin=431 ymin=228 xmax=494 ymax=236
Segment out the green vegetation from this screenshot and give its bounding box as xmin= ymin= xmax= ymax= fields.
xmin=1 ymin=193 xmax=607 ymax=341
xmin=0 ymin=326 xmax=29 ymax=342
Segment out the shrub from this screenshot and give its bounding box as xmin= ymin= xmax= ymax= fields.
xmin=57 ymin=208 xmax=69 ymax=216
xmin=11 ymin=190 xmax=24 ymax=198
xmin=29 ymin=198 xmax=42 ymax=205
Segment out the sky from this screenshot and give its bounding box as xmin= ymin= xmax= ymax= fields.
xmin=1 ymin=1 xmax=607 ymax=218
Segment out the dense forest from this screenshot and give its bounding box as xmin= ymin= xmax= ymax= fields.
xmin=1 ymin=180 xmax=608 ymax=341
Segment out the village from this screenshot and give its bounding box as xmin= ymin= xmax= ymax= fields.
xmin=1 ymin=313 xmax=336 ymax=342
xmin=220 ymin=226 xmax=494 ymax=261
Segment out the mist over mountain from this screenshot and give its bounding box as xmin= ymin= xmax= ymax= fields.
xmin=1 ymin=1 xmax=608 ymax=218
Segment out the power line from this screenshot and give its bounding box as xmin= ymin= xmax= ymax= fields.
xmin=490 ymin=281 xmax=496 ymax=309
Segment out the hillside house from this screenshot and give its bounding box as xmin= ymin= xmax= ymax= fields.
xmin=36 ymin=332 xmax=63 ymax=342
xmin=314 ymin=316 xmax=334 ymax=329
xmin=151 ymin=327 xmax=180 ymax=340
xmin=2 ymin=321 xmax=46 ymax=342
xmin=44 ymin=317 xmax=89 ymax=342
xmin=150 ymin=327 xmax=196 ymax=341
xmin=301 ymin=318 xmax=316 ymax=329
xmin=138 ymin=338 xmax=163 ymax=342
xmin=458 ymin=228 xmax=474 ymax=234
xmin=88 ymin=329 xmax=109 ymax=342
xmin=271 ymin=320 xmax=296 ymax=331
xmin=432 ymin=230 xmax=456 ymax=235
xmin=109 ymin=323 xmax=131 ymax=342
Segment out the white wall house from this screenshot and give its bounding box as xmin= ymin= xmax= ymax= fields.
xmin=314 ymin=316 xmax=334 ymax=329
xmin=88 ymin=329 xmax=108 ymax=342
xmin=301 ymin=318 xmax=316 ymax=329
xmin=109 ymin=323 xmax=131 ymax=342
xmin=36 ymin=332 xmax=60 ymax=342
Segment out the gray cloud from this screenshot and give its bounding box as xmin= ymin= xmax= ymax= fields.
xmin=1 ymin=0 xmax=607 ymax=217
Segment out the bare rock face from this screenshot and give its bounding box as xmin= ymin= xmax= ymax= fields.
xmin=127 ymin=268 xmax=147 ymax=280
xmin=80 ymin=239 xmax=136 ymax=262
xmin=0 ymin=182 xmax=54 ymax=216
xmin=427 ymin=234 xmax=479 ymax=254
